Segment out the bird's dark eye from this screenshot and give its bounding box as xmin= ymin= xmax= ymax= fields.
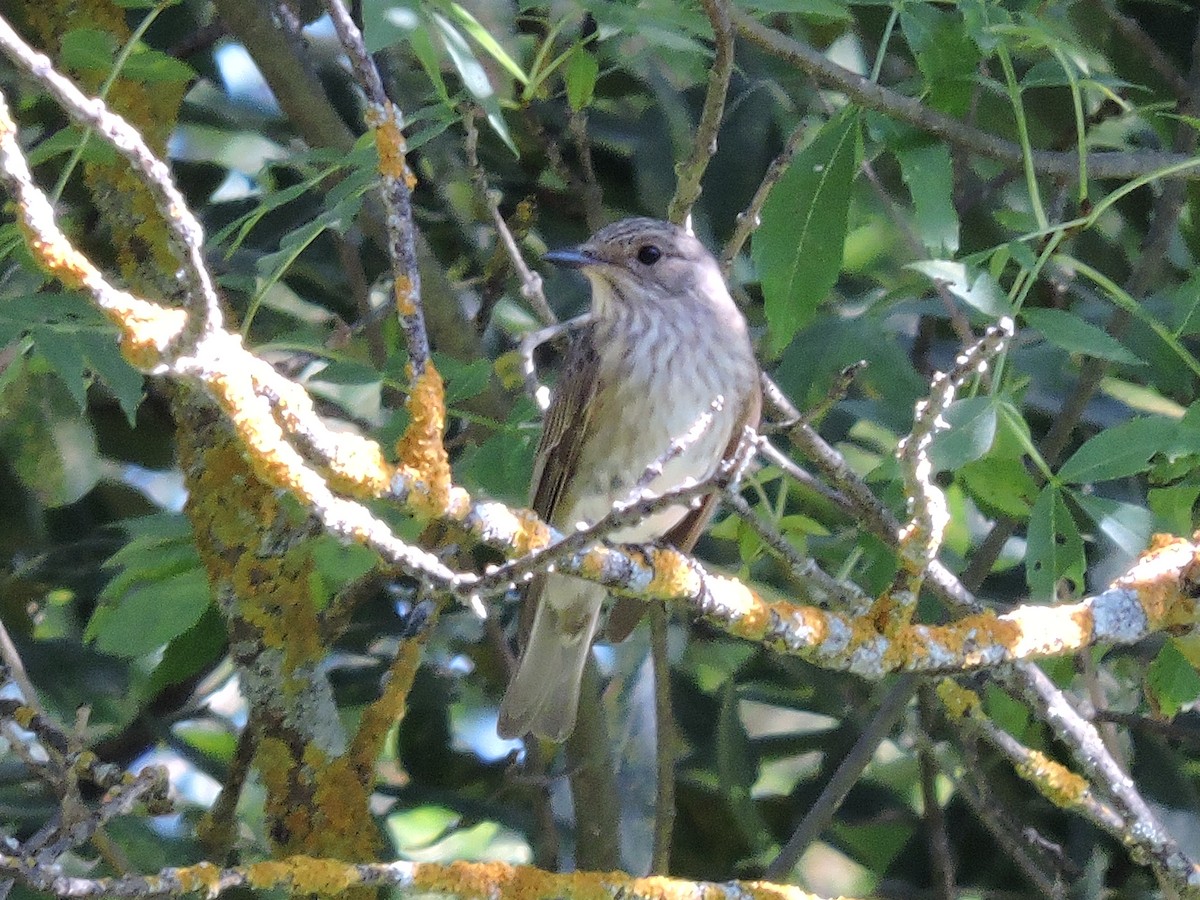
xmin=636 ymin=245 xmax=662 ymax=265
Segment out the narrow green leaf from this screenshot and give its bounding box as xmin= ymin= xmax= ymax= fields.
xmin=894 ymin=142 xmax=959 ymax=254
xmin=565 ymin=49 xmax=599 ymax=111
xmin=753 ymin=108 xmax=860 ymax=351
xmin=1022 ymin=308 xmax=1143 ymax=365
xmin=1057 ymin=417 xmax=1176 ymax=484
xmin=1026 ymin=485 xmax=1085 ymax=601
xmin=449 ymin=3 xmax=528 ymax=86
xmin=430 ymin=12 xmax=518 ymax=155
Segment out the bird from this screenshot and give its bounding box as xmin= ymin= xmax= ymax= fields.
xmin=497 ymin=217 xmax=761 ymax=741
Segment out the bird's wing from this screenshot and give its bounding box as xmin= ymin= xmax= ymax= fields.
xmin=605 ymin=377 xmax=763 ymax=642
xmin=529 ymin=322 xmax=600 ymax=525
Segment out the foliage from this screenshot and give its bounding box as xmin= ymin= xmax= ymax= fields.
xmin=2 ymin=0 xmax=1200 ymax=898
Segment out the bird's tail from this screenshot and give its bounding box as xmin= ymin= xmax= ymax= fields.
xmin=497 ymin=578 xmax=603 ymax=741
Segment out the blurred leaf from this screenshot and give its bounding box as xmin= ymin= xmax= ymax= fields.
xmin=1057 ymin=417 xmax=1176 ymax=484
xmin=753 ymin=108 xmax=860 ymax=351
xmin=900 ymin=4 xmax=981 ymax=115
xmin=1027 ymin=485 xmax=1084 ymax=600
xmin=0 ymin=364 xmax=101 ymax=506
xmin=894 ymin=142 xmax=959 ymax=254
xmin=59 ymin=28 xmax=119 ymax=71
xmin=122 ymin=47 xmax=194 ymax=83
xmin=908 ymin=260 xmax=1011 ymax=316
xmin=430 ymin=12 xmax=518 ymax=154
xmin=928 ymin=397 xmax=997 ymax=471
xmin=565 ymin=48 xmax=599 ymax=111
xmin=957 ymin=455 xmax=1039 ymax=518
xmin=1073 ymin=494 xmax=1153 ymax=557
xmin=1147 ymin=640 xmax=1200 ymax=719
xmin=448 ymin=3 xmax=528 ymax=86
xmin=1023 ymin=308 xmax=1143 ymax=366
xmin=90 ymin=569 xmax=212 ymax=658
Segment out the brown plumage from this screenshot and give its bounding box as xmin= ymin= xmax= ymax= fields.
xmin=497 ymin=218 xmax=761 ymax=741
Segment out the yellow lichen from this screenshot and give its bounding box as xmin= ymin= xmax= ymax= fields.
xmin=646 ymin=546 xmax=702 ymax=600
xmin=1018 ymin=750 xmax=1089 ymax=808
xmin=371 ymin=102 xmax=417 ymax=188
xmin=935 ymin=678 xmax=980 ymax=719
xmin=175 ymin=861 xmax=223 ymax=897
xmin=395 ymin=361 xmax=461 ymax=518
xmin=510 ymin=508 xmax=554 ymax=555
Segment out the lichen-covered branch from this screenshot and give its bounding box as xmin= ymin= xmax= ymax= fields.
xmin=886 ymin=318 xmax=1014 ymax=627
xmin=0 ymin=852 xmax=846 ymax=900
xmin=0 ymin=15 xmax=218 ymax=348
xmin=320 ymin=0 xmax=429 ymax=374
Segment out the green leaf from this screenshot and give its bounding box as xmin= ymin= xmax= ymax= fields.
xmin=894 ymin=142 xmax=959 ymax=254
xmin=91 ymin=569 xmax=212 ymax=658
xmin=1022 ymin=308 xmax=1143 ymax=366
xmin=1073 ymin=494 xmax=1153 ymax=557
xmin=565 ymin=49 xmax=599 ymax=111
xmin=435 ymin=354 xmax=494 ymax=405
xmin=430 ymin=12 xmax=518 ymax=155
xmin=1057 ymin=417 xmax=1176 ymax=484
xmin=833 ymin=821 xmax=913 ymax=873
xmin=753 ymin=108 xmax=860 ymax=351
xmin=59 ymin=28 xmax=119 ymax=72
xmin=122 ymin=48 xmax=195 ymax=84
xmin=957 ymin=456 xmax=1039 ymax=518
xmin=900 ymin=4 xmax=982 ymax=116
xmin=1147 ymin=640 xmax=1200 ymax=719
xmin=1027 ymin=485 xmax=1084 ymax=601
xmin=908 ymin=260 xmax=1012 ymax=316
xmin=76 ymin=331 xmax=144 ymax=425
xmin=928 ymin=397 xmax=997 ymax=471
xmin=30 ymin=326 xmax=89 ymax=411
xmin=0 ymin=365 xmax=101 ymax=507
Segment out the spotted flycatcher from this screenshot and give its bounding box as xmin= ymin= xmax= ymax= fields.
xmin=497 ymin=218 xmax=761 ymax=741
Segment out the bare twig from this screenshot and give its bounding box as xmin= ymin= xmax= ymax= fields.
xmin=648 ymin=606 xmax=675 ymax=874
xmin=764 ymin=675 xmax=917 ymax=878
xmin=723 ymin=492 xmax=870 ymax=615
xmin=891 ymin=318 xmax=1014 ymax=624
xmin=464 ymin=109 xmax=557 ymax=327
xmin=667 ymin=0 xmax=734 ymax=225
xmin=721 ymin=120 xmax=811 ymax=275
xmin=518 ymin=316 xmax=590 ymax=410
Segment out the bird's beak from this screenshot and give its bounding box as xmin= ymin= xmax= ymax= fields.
xmin=543 ymin=247 xmax=596 ymax=269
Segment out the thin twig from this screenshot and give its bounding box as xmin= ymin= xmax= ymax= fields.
xmin=721 ymin=119 xmax=811 ymax=275
xmin=464 ymin=109 xmax=557 ymax=327
xmin=648 ymin=606 xmax=675 ymax=874
xmin=764 ymin=675 xmax=917 ymax=878
xmin=732 ymin=10 xmax=1200 ymax=183
xmin=667 ymin=0 xmax=734 ymax=225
